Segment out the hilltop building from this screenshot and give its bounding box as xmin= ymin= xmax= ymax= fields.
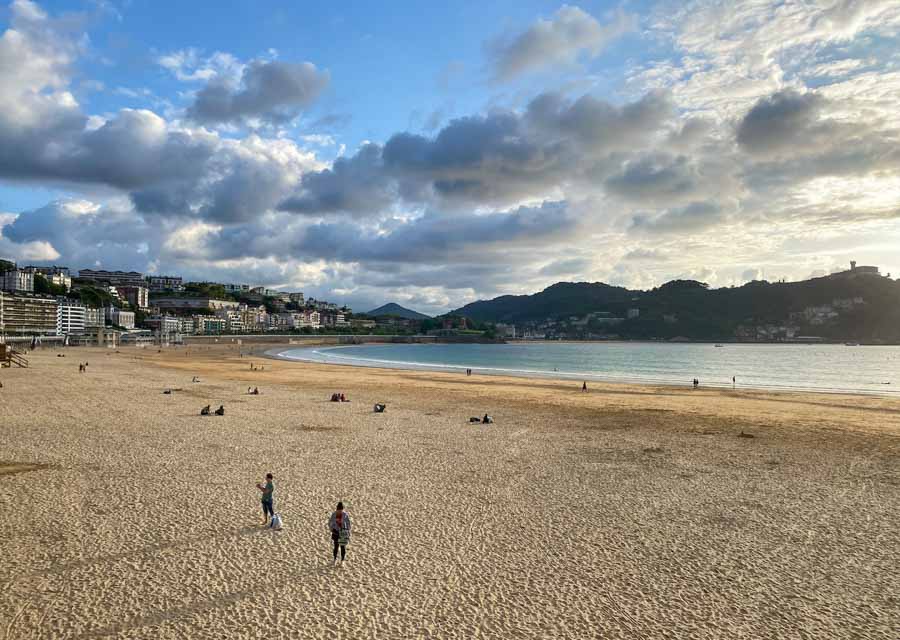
xmin=23 ymin=266 xmax=72 ymax=290
xmin=0 ymin=269 xmax=35 ymax=293
xmin=147 ymin=275 xmax=184 ymax=292
xmin=78 ymin=269 xmax=145 ymax=288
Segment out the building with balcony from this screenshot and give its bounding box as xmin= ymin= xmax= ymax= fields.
xmin=193 ymin=315 xmax=226 ymax=334
xmin=153 ymin=297 xmax=239 ymax=312
xmin=106 ymin=307 xmax=135 ymax=329
xmin=57 ymin=302 xmax=86 ymax=335
xmin=84 ymin=307 xmax=105 ymax=328
xmin=145 ymin=315 xmax=181 ymax=334
xmin=0 ymin=293 xmax=59 ymax=335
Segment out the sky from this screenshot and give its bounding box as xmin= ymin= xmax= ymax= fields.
xmin=0 ymin=0 xmax=899 ymax=314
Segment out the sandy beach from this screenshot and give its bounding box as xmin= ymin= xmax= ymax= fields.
xmin=1 ymin=343 xmax=898 ymax=639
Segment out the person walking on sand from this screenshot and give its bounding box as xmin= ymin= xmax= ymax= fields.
xmin=329 ymin=501 xmax=352 ymax=565
xmin=257 ymin=473 xmax=275 ymax=525
xmin=582 ymin=380 xmax=588 ymax=392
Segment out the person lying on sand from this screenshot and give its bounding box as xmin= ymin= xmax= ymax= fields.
xmin=469 ymin=416 xmax=482 ymax=423
xmin=214 ymin=405 xmax=225 ymax=416
xmin=257 ymin=473 xmax=275 ymax=525
xmin=200 ymin=405 xmax=211 ymax=416
xmin=329 ymin=501 xmax=351 ymax=565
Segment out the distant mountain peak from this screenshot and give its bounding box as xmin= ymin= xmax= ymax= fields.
xmin=366 ymin=302 xmax=431 ymax=320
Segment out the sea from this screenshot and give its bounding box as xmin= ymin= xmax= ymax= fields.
xmin=275 ymin=342 xmax=900 ymax=396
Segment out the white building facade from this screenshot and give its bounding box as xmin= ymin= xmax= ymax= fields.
xmin=57 ymin=302 xmax=86 ymax=335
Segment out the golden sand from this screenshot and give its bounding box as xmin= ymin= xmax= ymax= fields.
xmin=1 ymin=344 xmax=898 ymax=638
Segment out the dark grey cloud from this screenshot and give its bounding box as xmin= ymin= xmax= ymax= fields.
xmin=538 ymin=257 xmax=592 ymax=276
xmin=278 ymin=90 xmax=674 ymax=216
xmin=605 ymin=154 xmax=699 ymax=203
xmin=488 ymin=5 xmax=635 ymax=81
xmin=187 ymin=60 xmax=329 ymax=125
xmin=630 ymin=201 xmax=727 ymax=235
xmin=737 ymin=90 xmax=825 ymax=155
xmin=279 ymin=144 xmax=394 ymax=216
xmin=207 ymin=201 xmax=578 ymax=264
xmin=736 ymin=89 xmax=900 ymax=193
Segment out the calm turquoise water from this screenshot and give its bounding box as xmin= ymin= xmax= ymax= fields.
xmin=276 ymin=342 xmax=900 ymax=396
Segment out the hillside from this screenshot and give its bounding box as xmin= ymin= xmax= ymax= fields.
xmin=451 ymin=273 xmax=900 ymax=342
xmin=367 ymin=302 xmax=431 ymax=320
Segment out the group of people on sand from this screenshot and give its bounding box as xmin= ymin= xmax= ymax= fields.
xmin=249 ymin=363 xmax=265 ymax=371
xmin=255 ymin=473 xmax=352 ymax=565
xmin=247 ymin=387 xmax=261 ymax=395
xmin=200 ymin=404 xmax=225 ymax=416
xmin=330 ymin=392 xmax=349 ymax=402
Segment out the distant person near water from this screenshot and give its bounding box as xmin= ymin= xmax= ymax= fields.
xmin=329 ymin=501 xmax=352 ymax=565
xmin=693 ymin=378 xmax=699 ymax=389
xmin=257 ymin=473 xmax=275 ymax=525
xmin=733 ymin=376 xmax=736 ymax=388
xmin=582 ymin=381 xmax=588 ymax=392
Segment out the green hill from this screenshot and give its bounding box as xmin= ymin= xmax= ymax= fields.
xmin=451 ymin=272 xmax=900 ymax=342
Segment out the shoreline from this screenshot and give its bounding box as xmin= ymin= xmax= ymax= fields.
xmin=266 ymin=343 xmax=900 ymax=398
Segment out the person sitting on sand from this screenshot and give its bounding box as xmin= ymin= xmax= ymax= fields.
xmin=200 ymin=405 xmax=211 ymax=416
xmin=214 ymin=405 xmax=225 ymax=416
xmin=331 ymin=393 xmax=340 ymax=402
xmin=374 ymin=403 xmax=386 ymax=413
xmin=329 ymin=501 xmax=352 ymax=565
xmin=340 ymin=393 xmax=347 ymax=402
xmin=257 ymin=473 xmax=275 ymax=525
xmin=252 ymin=387 xmax=260 ymax=395
xmin=482 ymin=414 xmax=494 ymax=424
xmin=192 ymin=376 xmax=199 ymax=383
xmin=248 ymin=387 xmax=252 ymax=394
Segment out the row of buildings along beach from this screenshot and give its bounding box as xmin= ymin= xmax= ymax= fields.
xmin=0 ymin=263 xmax=351 ymax=345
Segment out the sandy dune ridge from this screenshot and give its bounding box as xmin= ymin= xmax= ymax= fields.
xmin=1 ymin=344 xmax=898 ymax=638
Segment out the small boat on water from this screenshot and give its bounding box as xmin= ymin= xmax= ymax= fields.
xmin=845 ymin=342 xmax=860 ymax=346
xmin=714 ymin=344 xmax=724 ymax=347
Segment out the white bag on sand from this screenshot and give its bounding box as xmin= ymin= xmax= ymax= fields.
xmin=270 ymin=513 xmax=283 ymax=530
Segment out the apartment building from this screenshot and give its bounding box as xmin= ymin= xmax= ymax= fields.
xmin=0 ymin=269 xmax=35 ymax=293
xmin=193 ymin=315 xmax=226 ymax=334
xmin=78 ymin=269 xmax=145 ymax=288
xmin=84 ymin=307 xmax=105 ymax=328
xmin=147 ymin=275 xmax=184 ymax=292
xmin=117 ymin=286 xmax=149 ymax=309
xmin=0 ymin=294 xmax=59 ymax=335
xmin=106 ymin=307 xmax=135 ymax=329
xmin=57 ymin=302 xmax=87 ymax=335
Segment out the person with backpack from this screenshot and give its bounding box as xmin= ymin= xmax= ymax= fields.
xmin=329 ymin=501 xmax=352 ymax=565
xmin=257 ymin=473 xmax=275 ymax=525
